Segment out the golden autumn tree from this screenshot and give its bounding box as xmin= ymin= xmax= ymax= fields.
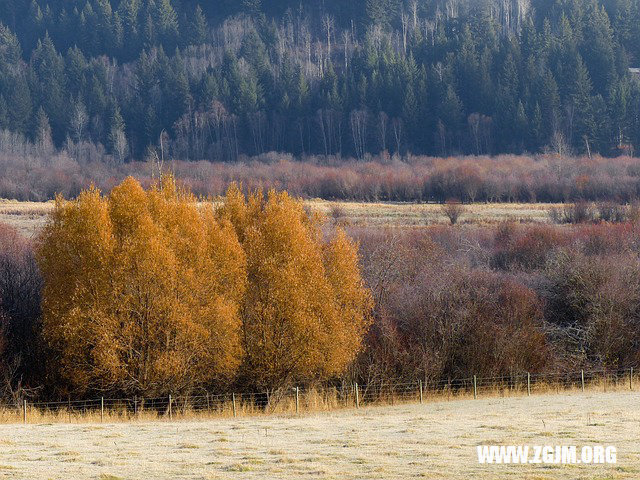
xmin=37 ymin=176 xmax=246 ymax=396
xmin=218 ymin=185 xmax=373 ymax=389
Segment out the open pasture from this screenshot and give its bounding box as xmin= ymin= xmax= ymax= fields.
xmin=0 ymin=391 xmax=638 ymax=479
xmin=0 ymin=200 xmax=558 ymax=238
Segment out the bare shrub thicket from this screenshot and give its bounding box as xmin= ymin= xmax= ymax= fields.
xmin=549 ymin=201 xmax=632 ymax=224
xmin=351 ymin=221 xmax=640 ymax=384
xmin=441 ymin=200 xmax=466 ymax=225
xmin=329 ymin=204 xmax=348 ymax=226
xmin=596 ymin=201 xmax=627 ymax=222
xmin=0 ymin=223 xmax=43 ymax=404
xmin=548 ymin=202 xmax=596 ymax=224
xmin=5 ymin=131 xmax=640 ymax=203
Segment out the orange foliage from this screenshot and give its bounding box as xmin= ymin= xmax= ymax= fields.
xmin=37 ymin=177 xmax=372 ymax=395
xmin=218 ymin=185 xmax=373 ymax=388
xmin=38 ymin=176 xmax=246 ymax=396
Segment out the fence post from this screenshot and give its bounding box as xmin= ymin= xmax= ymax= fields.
xmin=23 ymin=399 xmax=27 ymax=424
xmin=168 ymin=394 xmax=172 ymax=420
xmin=631 ymin=368 xmax=634 ymax=390
xmin=295 ymin=387 xmax=299 ymax=415
xmin=101 ymin=397 xmax=104 ymax=423
xmin=68 ymin=396 xmax=71 ymax=423
xmin=232 ymin=393 xmax=237 ymax=417
xmin=419 ymin=380 xmax=423 ymax=404
xmin=355 ymin=383 xmax=359 ymax=409
xmin=581 ymin=370 xmax=585 ymax=392
xmin=527 ymin=373 xmax=531 ymax=397
xmin=473 ymin=375 xmax=477 ymax=399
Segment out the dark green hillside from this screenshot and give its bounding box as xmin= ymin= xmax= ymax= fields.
xmin=1 ymin=0 xmax=640 ymax=159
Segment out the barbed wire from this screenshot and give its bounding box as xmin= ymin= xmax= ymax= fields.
xmin=3 ymin=367 xmax=636 ymax=422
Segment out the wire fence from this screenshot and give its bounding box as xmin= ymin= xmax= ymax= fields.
xmin=3 ymin=367 xmax=637 ymax=424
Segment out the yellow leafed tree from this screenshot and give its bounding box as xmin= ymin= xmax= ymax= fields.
xmin=38 ymin=176 xmax=246 ymax=396
xmin=38 ymin=178 xmax=371 ymax=395
xmin=218 ymin=185 xmax=373 ymax=388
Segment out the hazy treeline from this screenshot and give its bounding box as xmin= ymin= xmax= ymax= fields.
xmin=6 ymin=131 xmax=640 ymax=202
xmin=1 ymin=0 xmax=640 ymax=163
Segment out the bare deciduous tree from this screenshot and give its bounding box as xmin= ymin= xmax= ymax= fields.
xmin=322 ymin=15 xmax=334 ymax=58
xmin=442 ymin=199 xmax=466 ymax=225
xmin=350 ymin=110 xmax=368 ymax=160
xmin=378 ymin=111 xmax=388 ymax=153
xmin=70 ymin=101 xmax=89 ymax=143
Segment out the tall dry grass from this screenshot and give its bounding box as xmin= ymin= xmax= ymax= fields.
xmin=2 ymin=377 xmax=634 ymax=425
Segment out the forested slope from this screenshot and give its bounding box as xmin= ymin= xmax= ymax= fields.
xmin=1 ymin=0 xmax=640 ymax=163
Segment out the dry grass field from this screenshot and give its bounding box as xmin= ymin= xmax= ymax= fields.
xmin=310 ymin=199 xmax=558 ymax=226
xmin=0 ymin=199 xmax=558 ymax=238
xmin=0 ymin=201 xmax=53 ymax=238
xmin=0 ymin=391 xmax=638 ymax=479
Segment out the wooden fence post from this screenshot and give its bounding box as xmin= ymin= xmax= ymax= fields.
xmin=631 ymin=368 xmax=634 ymax=390
xmin=168 ymin=394 xmax=172 ymax=420
xmin=355 ymin=383 xmax=359 ymax=409
xmin=101 ymin=397 xmax=104 ymax=423
xmin=527 ymin=373 xmax=531 ymax=397
xmin=581 ymin=370 xmax=585 ymax=392
xmin=295 ymin=387 xmax=299 ymax=414
xmin=232 ymin=393 xmax=237 ymax=417
xmin=419 ymin=380 xmax=423 ymax=404
xmin=473 ymin=375 xmax=477 ymax=399
xmin=23 ymin=400 xmax=27 ymax=424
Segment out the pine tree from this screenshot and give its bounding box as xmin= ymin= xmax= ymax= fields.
xmin=25 ymin=0 xmax=44 ymax=52
xmin=439 ymin=85 xmax=463 ymax=149
xmin=117 ymin=0 xmax=141 ymax=58
xmin=94 ymin=0 xmax=114 ymax=55
xmin=539 ymin=69 xmax=560 ymax=142
xmin=531 ymin=102 xmax=543 ymax=149
xmin=366 ymin=0 xmax=400 ymax=27
xmin=582 ymin=2 xmax=616 ymax=95
xmin=571 ymin=55 xmax=596 ymax=152
xmin=30 ymin=33 xmax=67 ymax=144
xmin=456 ymin=25 xmax=480 ymax=113
xmin=65 ymin=46 xmax=87 ymax=97
xmin=188 ymin=5 xmax=207 ymax=45
xmin=34 ymin=106 xmax=53 ymax=153
xmin=7 ymin=74 xmax=32 ymax=134
xmin=154 ymin=0 xmax=179 ymax=51
xmin=0 ymin=23 xmax=22 ymax=65
xmin=0 ymin=0 xmax=638 ymax=157
xmin=112 ymin=11 xmax=124 ymax=53
xmin=609 ymin=79 xmax=630 ymax=148
xmin=514 ymin=101 xmax=528 ymax=151
xmin=0 ymin=95 xmax=8 ymax=129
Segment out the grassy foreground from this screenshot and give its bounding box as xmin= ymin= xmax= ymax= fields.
xmin=0 ymin=389 xmax=638 ymax=479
